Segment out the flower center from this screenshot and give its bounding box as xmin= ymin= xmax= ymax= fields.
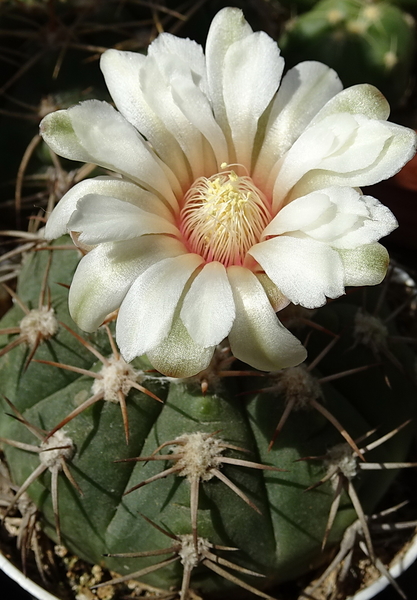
xmin=180 ymin=168 xmax=271 ymax=267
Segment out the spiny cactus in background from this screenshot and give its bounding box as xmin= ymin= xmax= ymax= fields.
xmin=1 ymin=233 xmax=416 ymax=600
xmin=1 ymin=4 xmax=417 ymax=600
xmin=279 ymin=0 xmax=415 ymax=107
xmin=0 ymin=0 xmax=206 ymax=237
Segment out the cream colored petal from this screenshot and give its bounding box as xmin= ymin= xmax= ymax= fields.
xmin=69 ymin=236 xmax=187 ymax=332
xmin=265 ymin=186 xmax=396 ymax=250
xmin=146 ymin=315 xmax=215 ymax=378
xmin=271 ymin=115 xmax=417 ymax=210
xmin=180 ymin=262 xmax=235 ymax=347
xmin=222 ymin=30 xmax=284 ymax=167
xmin=249 ymin=236 xmax=345 ymax=308
xmin=68 ymin=195 xmax=179 ymax=244
xmin=170 ymin=78 xmax=229 ymax=170
xmin=338 ymin=244 xmax=389 ymax=287
xmin=262 ymin=191 xmax=332 ymax=238
xmin=45 ymin=177 xmax=175 ymax=240
xmin=227 ymin=267 xmax=307 ymax=371
xmin=100 ymin=49 xmax=146 ymax=129
xmin=269 ymin=118 xmax=337 ymax=211
xmin=45 ymin=176 xmax=113 ymax=239
xmin=254 ymin=61 xmax=342 ymax=184
xmin=314 ymin=119 xmax=392 ymax=173
xmin=205 ymin=7 xmax=252 ymax=144
xmin=291 ymin=122 xmax=417 ymax=199
xmin=270 ymin=113 xmax=365 ymax=205
xmin=256 ymin=273 xmax=290 ymax=312
xmin=311 ymin=84 xmax=390 ymax=125
xmin=148 ymin=32 xmax=207 ymax=89
xmin=331 ymin=195 xmax=397 ymax=249
xmin=40 ymin=102 xmax=180 ymax=210
xmin=116 ymin=254 xmax=203 ymax=362
xmin=140 ymin=55 xmax=207 ymax=180
xmin=100 ymin=49 xmax=190 ymax=190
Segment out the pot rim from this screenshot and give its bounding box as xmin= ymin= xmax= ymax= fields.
xmin=0 ymin=551 xmax=59 ymax=600
xmin=2 ymin=529 xmax=417 ymax=600
xmin=348 ymin=528 xmax=417 ymax=600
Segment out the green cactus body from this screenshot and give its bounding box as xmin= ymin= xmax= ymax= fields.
xmin=0 ymin=241 xmax=415 ymax=597
xmin=279 ymin=0 xmax=415 ymax=107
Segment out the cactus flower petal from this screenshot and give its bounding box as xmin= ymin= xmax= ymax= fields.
xmin=254 ymin=61 xmax=343 ymax=180
xmin=180 ymin=262 xmax=236 ymax=348
xmin=311 ymin=83 xmax=390 ymax=122
xmin=217 ymin=31 xmax=284 ymax=167
xmin=227 ymin=267 xmax=307 ymax=371
xmin=67 ymin=195 xmax=179 ymax=245
xmin=262 ymin=187 xmax=397 ymax=248
xmin=146 ymin=317 xmax=215 ymax=378
xmin=44 ymin=176 xmax=175 ymax=240
xmin=40 ymin=6 xmax=416 ymax=377
xmin=40 ymin=102 xmax=180 ymax=207
xmin=116 ymin=254 xmax=204 ymax=362
xmin=271 ymin=114 xmax=416 ymax=209
xmin=249 ymin=236 xmax=345 ymax=309
xmin=339 ymin=244 xmax=390 ymax=287
xmin=69 ymin=237 xmax=187 ymax=332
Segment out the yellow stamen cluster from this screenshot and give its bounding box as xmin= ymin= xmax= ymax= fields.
xmin=180 ymin=169 xmax=271 ymax=267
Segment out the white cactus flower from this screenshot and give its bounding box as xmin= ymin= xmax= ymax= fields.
xmin=40 ymin=7 xmax=416 ymax=378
